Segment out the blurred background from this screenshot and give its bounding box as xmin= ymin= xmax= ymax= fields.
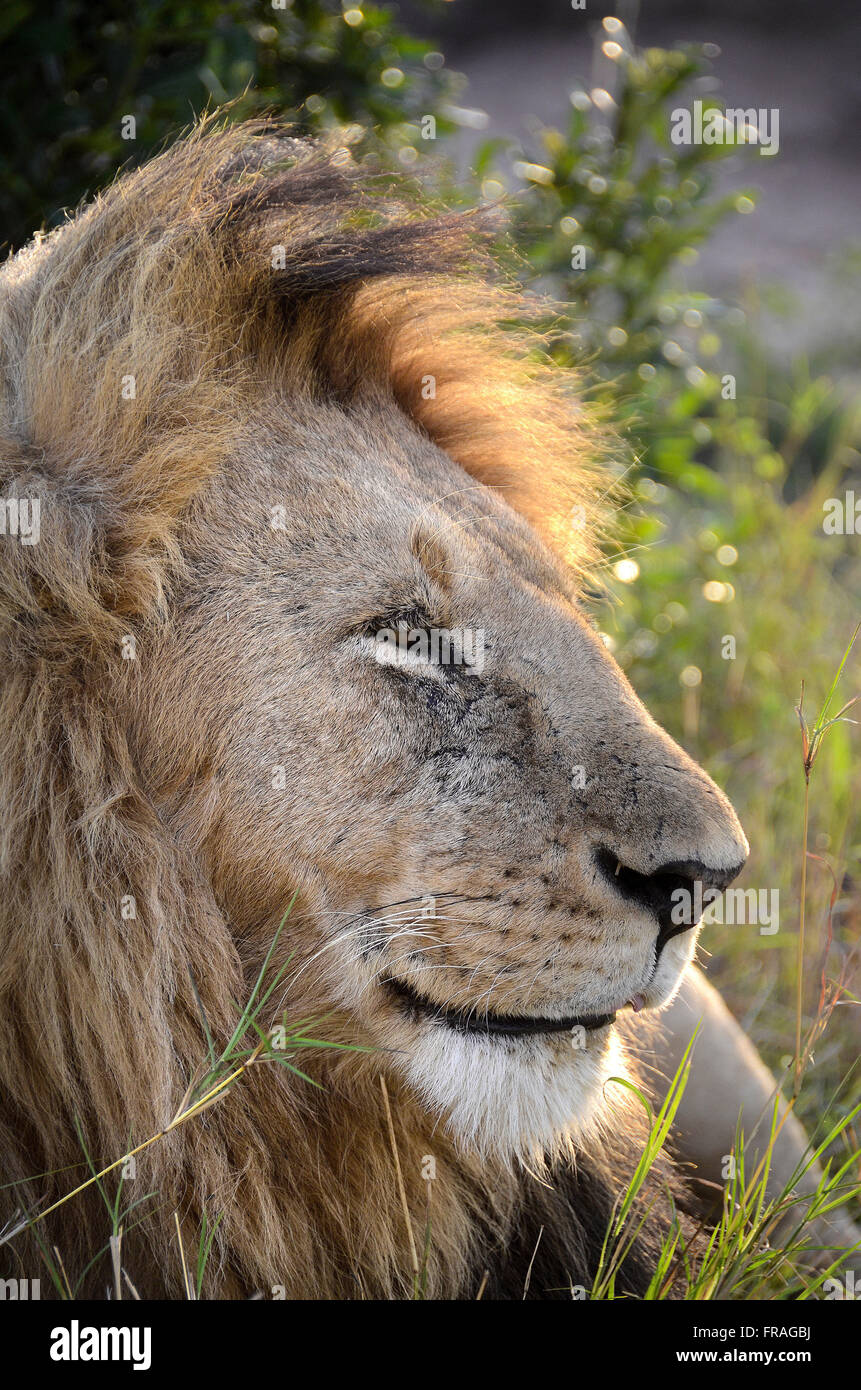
xmin=2 ymin=0 xmax=859 ymax=1138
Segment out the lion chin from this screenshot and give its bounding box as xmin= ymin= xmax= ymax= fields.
xmin=404 ymin=1025 xmax=622 ymax=1162
xmin=351 ymin=929 xmax=699 ymax=1163
xmin=0 ymin=119 xmax=751 ymax=1299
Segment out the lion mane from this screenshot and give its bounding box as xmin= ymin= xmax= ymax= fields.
xmin=0 ymin=121 xmax=681 ymax=1299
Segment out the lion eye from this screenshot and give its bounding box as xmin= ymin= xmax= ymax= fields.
xmin=370 ymin=609 xmax=428 ymax=638
xmin=361 ymin=610 xmax=437 ymax=669
xmin=355 ymin=610 xmax=483 ymax=677
xmin=357 ymin=607 xmax=427 ymax=642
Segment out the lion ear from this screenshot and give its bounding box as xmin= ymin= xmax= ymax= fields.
xmin=409 ymin=524 xmax=453 ymax=594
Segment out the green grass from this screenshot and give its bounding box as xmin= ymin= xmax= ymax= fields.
xmin=590 ymin=1057 xmax=861 ymax=1301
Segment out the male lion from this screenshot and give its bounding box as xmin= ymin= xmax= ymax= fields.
xmin=0 ymin=123 xmax=854 ymax=1298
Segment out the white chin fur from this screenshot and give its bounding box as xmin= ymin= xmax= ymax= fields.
xmin=400 ymin=1020 xmax=628 ymax=1163
xmin=649 ymin=933 xmax=698 ymax=1010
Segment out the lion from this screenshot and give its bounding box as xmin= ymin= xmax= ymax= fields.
xmin=0 ymin=121 xmax=855 ymax=1299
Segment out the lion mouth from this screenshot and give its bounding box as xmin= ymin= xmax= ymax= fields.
xmin=382 ymin=975 xmax=616 ymax=1037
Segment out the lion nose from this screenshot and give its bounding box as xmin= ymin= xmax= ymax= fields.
xmin=595 ymin=846 xmax=746 ymax=944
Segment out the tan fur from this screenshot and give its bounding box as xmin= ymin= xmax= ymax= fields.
xmin=0 ymin=121 xmax=749 ymax=1298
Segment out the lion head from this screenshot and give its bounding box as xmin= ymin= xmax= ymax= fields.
xmin=0 ymin=122 xmax=747 ymax=1297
